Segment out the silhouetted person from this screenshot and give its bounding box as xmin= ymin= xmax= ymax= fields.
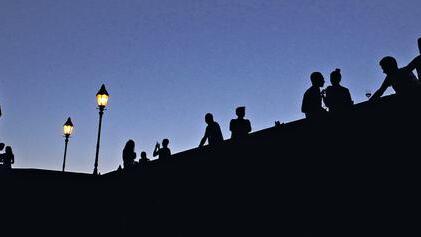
xmin=153 ymin=139 xmax=171 ymax=160
xmin=0 ymin=143 xmax=4 ymax=165
xmin=2 ymin=146 xmax=14 ymax=169
xmin=138 ymin=151 xmax=150 ymax=166
xmin=301 ymin=72 xmax=327 ymax=118
xmin=122 ymin=140 xmax=136 ymax=169
xmin=230 ymin=106 xmax=251 ymax=139
xmin=370 ymin=56 xmax=421 ymax=100
xmin=323 ymin=68 xmax=353 ymax=113
xmin=199 ymin=113 xmax=224 ymax=147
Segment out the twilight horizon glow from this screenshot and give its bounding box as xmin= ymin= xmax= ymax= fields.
xmin=0 ymin=0 xmax=420 ymax=173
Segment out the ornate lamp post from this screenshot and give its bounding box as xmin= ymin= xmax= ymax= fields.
xmin=62 ymin=117 xmax=74 ymax=172
xmin=93 ymin=84 xmax=109 ymax=175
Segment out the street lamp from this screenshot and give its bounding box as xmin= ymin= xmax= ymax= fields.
xmin=62 ymin=117 xmax=74 ymax=172
xmin=93 ymin=84 xmax=109 ymax=175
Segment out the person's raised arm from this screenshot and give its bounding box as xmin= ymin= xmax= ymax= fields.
xmin=153 ymin=143 xmax=159 ymax=157
xmin=370 ymin=78 xmax=390 ymax=101
xmin=404 ymin=55 xmax=421 ymax=72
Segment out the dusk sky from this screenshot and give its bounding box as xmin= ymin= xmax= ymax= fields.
xmin=0 ymin=0 xmax=420 ymax=173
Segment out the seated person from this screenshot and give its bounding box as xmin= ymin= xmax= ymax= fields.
xmin=230 ymin=106 xmax=252 ymax=139
xmin=301 ymin=72 xmax=327 ymax=118
xmin=122 ymin=140 xmax=136 ymax=169
xmin=138 ymin=151 xmax=150 ymax=166
xmin=153 ymin=139 xmax=171 ymax=160
xmin=324 ymin=68 xmax=353 ymax=113
xmin=370 ymin=55 xmax=421 ymax=100
xmin=199 ymin=113 xmax=224 ymax=147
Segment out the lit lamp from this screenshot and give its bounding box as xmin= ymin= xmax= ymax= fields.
xmin=93 ymin=84 xmax=109 ymax=175
xmin=62 ymin=117 xmax=74 ymax=172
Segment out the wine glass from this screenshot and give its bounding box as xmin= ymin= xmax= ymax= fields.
xmin=365 ymin=89 xmax=372 ymax=99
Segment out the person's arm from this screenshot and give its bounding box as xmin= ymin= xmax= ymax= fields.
xmin=199 ymin=128 xmax=208 ymax=147
xmin=346 ymin=89 xmax=354 ymax=106
xmin=369 ymin=78 xmax=390 ymax=101
xmin=153 ymin=143 xmax=159 ymax=157
xmin=246 ymin=120 xmax=251 ymax=133
xmin=301 ymin=93 xmax=308 ymax=113
xmin=404 ymin=55 xmax=421 ymax=72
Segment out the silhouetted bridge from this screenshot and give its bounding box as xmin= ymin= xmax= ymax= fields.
xmin=1 ymin=92 xmax=421 ymax=236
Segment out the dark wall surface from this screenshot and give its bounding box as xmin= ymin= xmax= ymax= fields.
xmin=1 ymin=93 xmax=420 ymax=236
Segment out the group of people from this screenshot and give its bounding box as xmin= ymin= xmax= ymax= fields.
xmin=121 ymin=106 xmax=252 ymax=169
xmin=122 ymin=138 xmax=172 ymax=169
xmin=302 ymin=38 xmax=421 ymax=118
xmin=0 ymin=143 xmax=14 ymax=169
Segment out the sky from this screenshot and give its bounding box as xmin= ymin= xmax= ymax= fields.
xmin=0 ymin=0 xmax=420 ymax=174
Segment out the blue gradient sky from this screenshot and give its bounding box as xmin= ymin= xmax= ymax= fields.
xmin=0 ymin=0 xmax=420 ymax=173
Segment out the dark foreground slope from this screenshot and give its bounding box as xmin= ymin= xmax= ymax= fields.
xmin=2 ymin=92 xmax=421 ymax=236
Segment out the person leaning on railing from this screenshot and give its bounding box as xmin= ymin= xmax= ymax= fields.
xmin=370 ymin=55 xmax=421 ymax=101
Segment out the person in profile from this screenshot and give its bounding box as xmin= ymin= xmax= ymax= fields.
xmin=370 ymin=56 xmax=421 ymax=101
xmin=230 ymin=106 xmax=252 ymax=139
xmin=138 ymin=151 xmax=150 ymax=166
xmin=323 ymin=68 xmax=353 ymax=113
xmin=2 ymin=146 xmax=14 ymax=169
xmin=199 ymin=113 xmax=224 ymax=147
xmin=122 ymin=139 xmax=136 ymax=169
xmin=153 ymin=139 xmax=171 ymax=160
xmin=301 ymin=72 xmax=327 ymax=118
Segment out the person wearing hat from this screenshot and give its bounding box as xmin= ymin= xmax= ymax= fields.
xmin=229 ymin=106 xmax=252 ymax=140
xmin=323 ymin=68 xmax=353 ymax=113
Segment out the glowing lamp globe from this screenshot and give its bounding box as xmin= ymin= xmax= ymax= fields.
xmin=96 ymin=84 xmax=109 ymax=107
xmin=63 ymin=117 xmax=74 ymax=136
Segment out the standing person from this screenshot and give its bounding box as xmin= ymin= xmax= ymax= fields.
xmin=2 ymin=146 xmax=14 ymax=169
xmin=199 ymin=113 xmax=224 ymax=147
xmin=370 ymin=56 xmax=421 ymax=101
xmin=301 ymin=72 xmax=327 ymax=118
xmin=229 ymin=106 xmax=252 ymax=139
xmin=324 ymin=69 xmax=353 ymax=113
xmin=122 ymin=140 xmax=136 ymax=169
xmin=153 ymin=139 xmax=171 ymax=160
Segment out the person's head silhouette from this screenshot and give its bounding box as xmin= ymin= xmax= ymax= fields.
xmin=205 ymin=113 xmax=214 ymax=125
xmin=5 ymin=146 xmax=13 ymax=155
xmin=140 ymin=151 xmax=147 ymax=159
xmin=162 ymin=139 xmax=169 ymax=148
xmin=379 ymin=56 xmax=398 ymax=75
xmin=235 ymin=107 xmax=246 ymax=119
xmin=124 ymin=139 xmax=135 ymax=151
xmin=0 ymin=143 xmax=4 ymax=151
xmin=330 ymin=68 xmax=342 ymax=86
xmin=310 ymin=72 xmax=325 ymax=88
